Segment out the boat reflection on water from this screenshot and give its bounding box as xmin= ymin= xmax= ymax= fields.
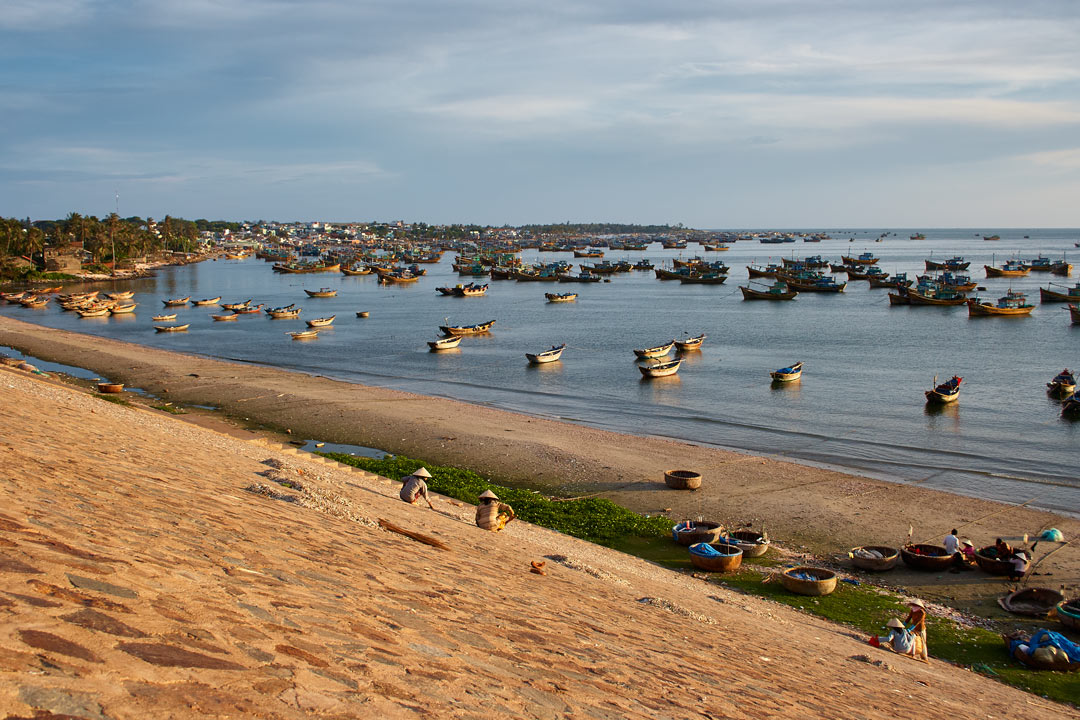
xmin=770 ymin=379 xmax=801 ymax=396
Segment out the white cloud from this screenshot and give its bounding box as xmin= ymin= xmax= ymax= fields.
xmin=0 ymin=0 xmax=93 ymax=29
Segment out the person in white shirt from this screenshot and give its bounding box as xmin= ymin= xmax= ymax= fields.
xmin=943 ymin=528 xmax=960 ymax=555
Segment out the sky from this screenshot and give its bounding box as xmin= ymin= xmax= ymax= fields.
xmin=2 ymin=0 xmax=1079 ymax=227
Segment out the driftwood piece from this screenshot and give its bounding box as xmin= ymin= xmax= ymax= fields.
xmin=378 ymin=519 xmax=450 ymax=551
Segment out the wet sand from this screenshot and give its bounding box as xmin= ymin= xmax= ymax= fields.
xmin=1 ymin=314 xmax=1077 ymax=617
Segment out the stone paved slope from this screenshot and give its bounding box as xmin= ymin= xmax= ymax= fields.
xmin=0 ymin=367 xmax=1074 ymax=719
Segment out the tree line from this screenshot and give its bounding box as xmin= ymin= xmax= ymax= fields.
xmin=0 ymin=213 xmax=206 ymax=265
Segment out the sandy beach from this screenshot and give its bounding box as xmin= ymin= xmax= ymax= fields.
xmin=1 ymin=313 xmax=1077 ymax=618
xmin=2 ymin=356 xmax=1078 ymax=718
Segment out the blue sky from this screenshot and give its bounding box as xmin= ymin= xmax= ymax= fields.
xmin=2 ymin=0 xmax=1079 ymax=227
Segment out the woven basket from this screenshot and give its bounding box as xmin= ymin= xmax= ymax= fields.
xmin=97 ymin=383 xmax=124 ymax=394
xmin=664 ymin=470 xmax=702 ymax=490
xmin=729 ymin=529 xmax=770 ymax=558
xmin=900 ymin=544 xmax=953 ymax=571
xmin=849 ymin=545 xmax=899 ymax=571
xmin=672 ymin=521 xmax=724 ymax=546
xmin=781 ymin=566 xmax=837 ymax=596
xmin=688 ymin=542 xmax=743 ymax=573
xmin=1057 ymin=600 xmax=1080 ymax=631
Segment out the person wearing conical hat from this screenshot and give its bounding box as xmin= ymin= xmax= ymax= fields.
xmin=399 ymin=467 xmax=434 ymax=509
xmin=1008 ymin=550 xmax=1030 ymax=581
xmin=871 ymin=618 xmax=923 ymax=659
xmin=903 ymin=599 xmax=928 ymax=661
xmin=475 ymin=489 xmax=515 ymax=531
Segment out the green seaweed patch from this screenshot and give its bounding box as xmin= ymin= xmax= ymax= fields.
xmin=151 ymin=404 xmax=186 ymax=414
xmin=95 ymin=394 xmax=131 ymax=406
xmin=320 ymin=452 xmax=673 ymax=546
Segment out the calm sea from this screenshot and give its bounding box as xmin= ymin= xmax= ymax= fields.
xmin=5 ymin=228 xmax=1079 ymax=516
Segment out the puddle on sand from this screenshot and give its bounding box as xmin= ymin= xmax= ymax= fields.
xmin=301 ymin=439 xmax=387 ymax=459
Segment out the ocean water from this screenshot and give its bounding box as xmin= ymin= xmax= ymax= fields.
xmin=5 ymin=228 xmax=1079 ymax=516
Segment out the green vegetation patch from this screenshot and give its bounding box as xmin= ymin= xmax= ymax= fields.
xmin=150 ymin=404 xmax=186 ymax=414
xmin=95 ymin=394 xmax=131 ymax=406
xmin=319 ymin=453 xmax=673 ymax=546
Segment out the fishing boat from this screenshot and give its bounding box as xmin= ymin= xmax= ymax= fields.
xmin=770 ymin=362 xmax=803 ymax=382
xmin=287 ymin=329 xmax=319 ymax=340
xmin=572 ymin=248 xmax=603 ymax=258
xmin=0 ymin=291 xmax=26 ymax=303
xmin=910 ymin=233 xmax=927 ymax=240
xmin=154 ymin=324 xmax=190 ymax=332
xmin=984 ymin=235 xmax=1000 ymax=241
xmin=746 ymin=263 xmax=784 ymax=279
xmin=192 ymin=296 xmax=222 ymax=306
xmin=545 ymin=292 xmax=577 ymax=302
xmin=1039 ymin=282 xmax=1080 ymax=303
xmin=925 ymin=375 xmax=962 ymax=404
xmin=439 ymin=319 xmax=496 ymax=335
xmin=674 ymin=334 xmax=706 ymax=351
xmin=984 ymin=260 xmax=1029 ymax=278
xmin=740 ymin=281 xmax=798 ymax=300
xmin=782 ymin=274 xmax=846 ymax=293
xmin=924 ymin=256 xmax=969 ymax=271
xmin=638 ymin=358 xmax=682 ymax=378
xmin=151 ymin=313 xmax=177 ymax=322
xmin=1047 ymin=370 xmax=1077 ymax=396
xmin=867 ymin=272 xmax=913 ymax=289
xmin=221 ymin=299 xmax=252 ymax=311
xmin=633 ymin=341 xmax=675 ymax=359
xmin=109 ymin=303 xmax=137 ymax=314
xmin=341 ymin=266 xmax=372 ymax=276
xmin=1063 ymin=392 xmax=1080 ymax=417
xmin=557 ymin=273 xmax=601 ymax=283
xmin=631 ymin=259 xmax=654 ymax=270
xmin=841 ymin=252 xmax=878 ymax=265
xmin=107 ymin=291 xmax=135 ymax=300
xmin=379 ymin=271 xmax=419 ymax=284
xmin=211 ymin=314 xmax=239 ymax=321
xmin=266 ymin=306 xmax=302 ymax=319
xmin=77 ymin=307 xmax=111 ymax=318
xmin=678 ymin=273 xmax=727 ymax=285
xmin=304 ymin=288 xmax=337 ymax=298
xmin=967 ymin=290 xmax=1035 ymax=317
xmin=306 ymin=315 xmax=336 ymax=328
xmin=526 ymin=344 xmax=566 ymax=364
xmin=454 ymin=283 xmax=488 ymax=297
xmin=428 ymin=336 xmax=462 ymax=351
xmin=1027 ymin=255 xmax=1054 ymax=272
xmin=356 ymin=311 xmax=370 ymax=318
xmin=162 ymin=296 xmax=191 ymax=306
xmin=1070 ymin=304 xmax=1080 ymax=324
xmin=845 ymin=265 xmax=887 ymax=281
xmin=903 ymin=285 xmax=968 ymax=305
xmin=231 ymin=304 xmax=265 ymax=314
xmin=915 ymin=272 xmax=977 ymax=292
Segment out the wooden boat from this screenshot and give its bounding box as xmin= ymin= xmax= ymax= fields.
xmin=306 ymin=315 xmax=336 ymax=328
xmin=915 ymin=273 xmax=977 ymax=292
xmin=639 ymin=359 xmax=682 ymax=377
xmin=664 ymin=469 xmax=701 ymax=489
xmin=984 ymin=235 xmax=1000 ymax=241
xmin=984 ymin=261 xmax=1029 ymax=277
xmin=557 ymin=273 xmax=601 ymax=283
xmin=573 ymin=248 xmax=603 ymax=258
xmin=109 ymin=303 xmax=137 ymax=314
xmin=997 ymin=588 xmax=1066 ymax=617
xmin=1051 ymin=261 xmax=1072 ymax=276
xmin=678 ymin=273 xmax=727 ymax=285
xmin=1070 ymin=304 xmax=1080 ymax=324
xmin=672 ymin=520 xmax=724 ymax=546
xmin=77 ymin=307 xmax=111 ymax=318
xmin=192 ymin=296 xmax=222 ymax=306
xmin=224 ymin=252 xmax=247 ymax=260
xmin=770 ymin=362 xmax=803 ymax=382
xmin=231 ymin=304 xmax=264 ymax=314
xmin=545 ymin=292 xmax=577 ymax=302
xmin=341 ymin=266 xmax=372 ymax=276
xmin=849 ymin=545 xmax=900 ymax=571
xmin=740 ymin=281 xmax=797 ymax=300
xmin=924 ymin=256 xmax=969 ymax=271
xmin=900 ymin=543 xmax=953 ymax=570
xmin=925 ymin=375 xmax=962 ymax=404
xmin=781 ymin=567 xmax=837 ymax=596
xmin=162 ymin=296 xmax=191 ymax=307
xmin=674 ymin=334 xmax=706 ymax=351
xmin=841 ymin=252 xmax=878 ymax=265
xmin=781 ymin=275 xmax=846 ymax=292
xmin=688 ymin=541 xmax=743 ymax=573
xmin=1039 ymin=282 xmax=1080 ymax=303
xmin=746 ymin=264 xmax=784 ymax=279
xmin=973 ymin=546 xmax=1017 ymax=576
xmin=211 ymin=314 xmax=239 ymax=321
xmin=1026 ymin=255 xmax=1054 ymax=272
xmin=1047 ymin=369 xmax=1077 ymax=396
xmin=107 ymin=291 xmax=135 ymax=300
xmin=428 ymin=336 xmax=462 ymax=351
xmin=634 ymin=341 xmax=675 ymax=359
xmin=97 ymin=382 xmax=124 ymax=394
xmin=910 ymin=233 xmax=926 ymax=240
xmin=20 ymin=297 xmax=49 ymax=308
xmin=304 ymin=288 xmax=337 ymax=298
xmin=454 ymin=283 xmax=488 ymax=297
xmin=904 ymin=286 xmax=968 ymax=305
xmin=356 ymin=311 xmax=370 ymax=318
xmin=1058 ymin=599 xmax=1080 ymax=630
xmin=221 ymin=299 xmax=252 ymax=311
xmin=439 ymin=320 xmax=496 ymax=335
xmin=728 ymin=529 xmax=770 ymax=558
xmin=1063 ymin=392 xmax=1080 ymax=417
xmin=526 ymin=344 xmax=566 ymax=364
xmin=288 ymin=329 xmax=319 ymax=340
xmin=867 ymin=272 xmax=913 ymax=289
xmin=654 ymin=267 xmax=687 ymax=280
xmin=267 ymin=308 xmax=301 ymax=319
xmin=1 ymin=291 xmax=26 ymax=303
xmin=152 ymin=313 xmax=177 ymax=322
xmin=154 ymin=324 xmax=190 ymax=332
xmin=967 ymin=290 xmax=1035 ymax=316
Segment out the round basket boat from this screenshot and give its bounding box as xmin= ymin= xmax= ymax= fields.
xmin=688 ymin=541 xmax=743 ymax=573
xmin=997 ymin=588 xmax=1066 ymax=617
xmin=664 ymin=469 xmax=702 ymax=490
xmin=672 ymin=521 xmax=725 ymax=546
xmin=900 ymin=544 xmax=953 ymax=571
xmin=728 ymin=529 xmax=770 ymax=558
xmin=781 ymin=566 xmax=837 ymax=596
xmin=974 ymin=546 xmax=1015 ymax=576
xmin=1057 ymin=599 xmax=1080 ymax=631
xmin=849 ymin=545 xmax=900 ymax=571
xmin=97 ymin=382 xmax=124 ymax=394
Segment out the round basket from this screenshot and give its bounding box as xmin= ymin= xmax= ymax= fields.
xmin=729 ymin=529 xmax=770 ymax=558
xmin=97 ymin=383 xmax=124 ymax=394
xmin=664 ymin=469 xmax=702 ymax=490
xmin=672 ymin=521 xmax=724 ymax=546
xmin=974 ymin=546 xmax=1015 ymax=576
xmin=849 ymin=545 xmax=899 ymax=571
xmin=688 ymin=542 xmax=743 ymax=573
xmin=900 ymin=544 xmax=953 ymax=571
xmin=1057 ymin=599 xmax=1080 ymax=631
xmin=781 ymin=566 xmax=837 ymax=596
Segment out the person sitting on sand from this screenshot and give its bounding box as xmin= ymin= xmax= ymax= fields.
xmin=902 ymin=599 xmax=929 ymax=661
xmin=475 ymin=490 xmax=515 ymax=532
xmin=994 ymin=537 xmax=1014 ymax=560
xmin=399 ymin=467 xmax=435 ymax=509
xmin=957 ymin=539 xmax=977 ymax=567
xmin=870 ymin=618 xmax=926 ymax=661
xmin=1008 ymin=550 xmax=1030 ymax=581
